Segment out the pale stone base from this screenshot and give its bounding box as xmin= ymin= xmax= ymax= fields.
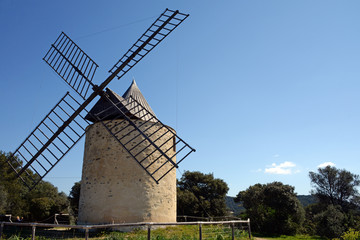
xmin=78 ymin=120 xmax=177 ymax=225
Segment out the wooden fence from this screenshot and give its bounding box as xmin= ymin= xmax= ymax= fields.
xmin=0 ymin=219 xmax=251 ymax=240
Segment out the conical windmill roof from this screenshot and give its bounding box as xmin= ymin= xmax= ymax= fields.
xmin=85 ymin=88 xmax=127 ymax=122
xmin=85 ymin=80 xmax=156 ymax=123
xmin=122 ymin=79 xmax=157 ymax=121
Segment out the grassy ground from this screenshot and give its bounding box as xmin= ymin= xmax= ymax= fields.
xmin=1 ymin=224 xmax=251 ymax=240
xmin=2 ymin=226 xmax=328 ymax=240
xmin=253 ymin=234 xmax=324 ymax=240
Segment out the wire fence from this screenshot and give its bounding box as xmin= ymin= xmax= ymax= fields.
xmin=177 ymin=215 xmax=243 ymax=222
xmin=0 ymin=219 xmax=251 ymax=240
xmin=0 ymin=214 xmax=71 ymax=225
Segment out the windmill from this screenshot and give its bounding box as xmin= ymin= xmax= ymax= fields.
xmin=6 ymin=9 xmax=195 ymax=222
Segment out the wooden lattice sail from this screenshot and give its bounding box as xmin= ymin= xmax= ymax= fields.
xmin=7 ymin=9 xmax=195 ymax=190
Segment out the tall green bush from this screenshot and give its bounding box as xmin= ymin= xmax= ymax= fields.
xmin=314 ymin=204 xmax=345 ymax=238
xmin=341 ymin=228 xmax=360 ymax=240
xmin=236 ymin=182 xmax=305 ymax=235
xmin=0 ymin=151 xmax=69 ymax=221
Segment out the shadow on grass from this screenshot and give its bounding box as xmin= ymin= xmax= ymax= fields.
xmin=252 ymin=232 xmax=325 ymax=240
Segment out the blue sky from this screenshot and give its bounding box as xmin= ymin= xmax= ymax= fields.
xmin=1 ymin=0 xmax=360 ymax=197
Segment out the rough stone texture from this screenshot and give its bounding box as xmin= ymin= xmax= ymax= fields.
xmin=78 ymin=120 xmax=177 ymax=225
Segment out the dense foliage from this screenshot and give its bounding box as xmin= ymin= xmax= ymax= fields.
xmin=305 ymin=166 xmax=360 ymax=238
xmin=177 ymin=171 xmax=229 ymax=218
xmin=3 ymin=148 xmax=360 ymax=238
xmin=235 ymin=182 xmax=305 ymax=235
xmin=309 ymin=166 xmax=360 ymax=210
xmin=342 ymin=228 xmax=360 ymax=240
xmin=0 ymin=151 xmax=69 ymax=222
xmin=68 ymin=181 xmax=81 ymax=217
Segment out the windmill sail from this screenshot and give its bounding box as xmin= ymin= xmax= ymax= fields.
xmin=7 ymin=8 xmax=192 ymax=190
xmin=43 ymin=32 xmax=99 ymax=100
xmin=7 ymin=92 xmax=90 ymax=190
xmin=108 ymin=9 xmax=189 ymax=80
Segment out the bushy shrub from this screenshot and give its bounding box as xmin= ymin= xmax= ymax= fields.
xmin=314 ymin=205 xmax=346 ymax=238
xmin=342 ymin=228 xmax=360 ymax=240
xmin=236 ymin=182 xmax=305 ymax=235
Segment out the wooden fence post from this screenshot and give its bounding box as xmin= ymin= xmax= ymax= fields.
xmin=231 ymin=223 xmax=235 ymax=240
xmin=199 ymin=223 xmax=202 ymax=240
xmin=31 ymin=225 xmax=36 ymax=240
xmin=147 ymin=225 xmax=151 ymax=240
xmin=247 ymin=218 xmax=252 ymax=239
xmin=54 ymin=214 xmax=59 ymax=225
xmin=85 ymin=228 xmax=89 ymax=240
xmin=0 ymin=222 xmax=4 ymax=240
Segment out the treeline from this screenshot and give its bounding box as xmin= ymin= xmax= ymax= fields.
xmin=176 ymin=168 xmax=360 ymax=238
xmin=0 ymin=151 xmax=70 ymax=222
xmin=1 ymin=150 xmax=360 ymax=238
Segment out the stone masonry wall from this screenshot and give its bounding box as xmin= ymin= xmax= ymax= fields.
xmin=78 ymin=119 xmax=177 ymax=224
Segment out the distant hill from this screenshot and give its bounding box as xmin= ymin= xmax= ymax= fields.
xmin=226 ymin=195 xmax=317 ymax=216
xmin=225 ymin=196 xmax=245 ymax=215
xmin=297 ymin=195 xmax=317 ymax=207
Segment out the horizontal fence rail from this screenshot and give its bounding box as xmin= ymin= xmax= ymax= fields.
xmin=0 ymin=219 xmax=251 ymax=240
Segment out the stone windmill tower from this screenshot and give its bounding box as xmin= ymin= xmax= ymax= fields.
xmin=78 ymin=80 xmax=177 ymax=224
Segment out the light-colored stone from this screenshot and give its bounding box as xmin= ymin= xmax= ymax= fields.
xmin=78 ymin=119 xmax=177 ymax=225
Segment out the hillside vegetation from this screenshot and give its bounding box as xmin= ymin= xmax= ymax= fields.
xmin=225 ymin=195 xmax=316 ymax=216
xmin=1 ymin=151 xmax=360 ymax=239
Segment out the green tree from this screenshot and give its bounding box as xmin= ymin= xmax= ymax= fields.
xmin=314 ymin=204 xmax=346 ymax=238
xmin=0 ymin=151 xmax=28 ymax=217
xmin=0 ymin=151 xmax=69 ymax=221
xmin=0 ymin=185 xmax=8 ymax=214
xmin=303 ymin=202 xmax=323 ymax=235
xmin=69 ymin=181 xmax=81 ymax=217
xmin=341 ymin=228 xmax=360 ymax=240
xmin=307 ymin=166 xmax=360 ymax=237
xmin=177 ymin=171 xmax=229 ymax=218
xmin=309 ymin=166 xmax=360 ymax=211
xmin=236 ymin=182 xmax=305 ymax=235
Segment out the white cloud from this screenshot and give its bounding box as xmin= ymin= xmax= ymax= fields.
xmin=317 ymin=162 xmax=335 ymax=168
xmin=265 ymin=161 xmax=297 ymax=175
